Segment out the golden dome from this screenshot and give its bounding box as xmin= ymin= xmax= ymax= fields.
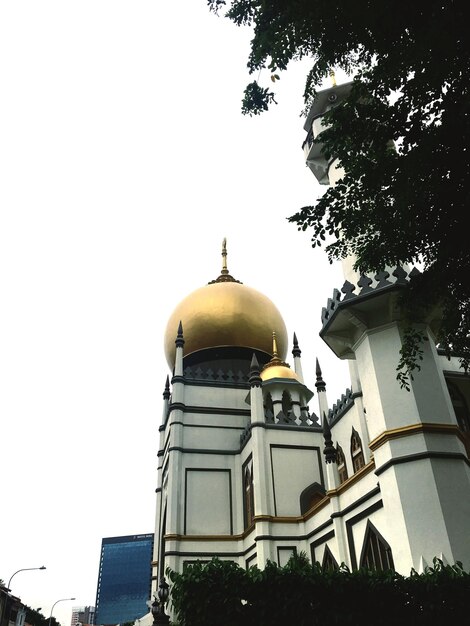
xmin=164 ymin=241 xmax=288 ymax=368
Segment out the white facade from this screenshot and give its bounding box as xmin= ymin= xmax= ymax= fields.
xmin=151 ymin=84 xmax=470 ymax=595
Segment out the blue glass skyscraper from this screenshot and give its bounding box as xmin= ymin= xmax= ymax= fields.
xmin=95 ymin=534 xmax=154 ymax=625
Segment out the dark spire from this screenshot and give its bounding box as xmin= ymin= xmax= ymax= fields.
xmin=322 ymin=412 xmax=337 ymax=464
xmin=249 ymin=353 xmax=262 ymax=388
xmin=175 ymin=320 xmax=184 ymax=349
xmin=292 ymin=332 xmax=301 ymax=358
xmin=163 ymin=375 xmax=170 ymax=400
xmin=315 ymin=358 xmax=326 ymax=392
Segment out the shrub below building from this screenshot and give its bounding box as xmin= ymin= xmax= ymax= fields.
xmin=167 ymin=553 xmax=469 ymax=626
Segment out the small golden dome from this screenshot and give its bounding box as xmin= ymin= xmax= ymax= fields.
xmin=164 ymin=241 xmax=288 ymax=368
xmin=261 ymin=365 xmax=299 ymax=382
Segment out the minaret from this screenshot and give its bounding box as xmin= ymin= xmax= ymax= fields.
xmin=315 ymin=359 xmax=329 ymax=422
xmin=172 ymin=321 xmax=185 ymax=403
xmin=153 ymin=376 xmax=171 ymax=591
xmin=162 ymin=375 xmax=170 ymax=422
xmin=162 ymin=323 xmax=186 ymax=578
xmin=304 ymin=81 xmax=470 ymax=571
xmin=292 ymin=332 xmax=304 ymax=382
xmin=249 ymin=353 xmax=273 ymax=564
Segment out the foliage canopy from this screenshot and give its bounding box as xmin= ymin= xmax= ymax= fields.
xmin=24 ymin=605 xmax=61 ymax=626
xmin=208 ymin=0 xmax=470 ymax=383
xmin=167 ymin=555 xmax=470 ymax=625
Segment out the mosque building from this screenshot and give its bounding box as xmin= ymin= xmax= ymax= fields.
xmin=150 ymin=81 xmax=470 ymax=599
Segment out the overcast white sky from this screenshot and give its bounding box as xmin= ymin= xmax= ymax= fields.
xmin=0 ymin=3 xmax=351 ymax=625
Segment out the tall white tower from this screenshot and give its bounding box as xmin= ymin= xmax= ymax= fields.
xmin=302 ymin=80 xmax=470 ymax=572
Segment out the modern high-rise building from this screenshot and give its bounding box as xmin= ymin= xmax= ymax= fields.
xmin=70 ymin=606 xmax=95 ymax=626
xmin=94 ymin=534 xmax=153 ymax=626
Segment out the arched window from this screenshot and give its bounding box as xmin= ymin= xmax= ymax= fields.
xmin=299 ymin=482 xmax=326 ymax=514
xmin=447 ymin=382 xmax=470 ymax=432
xmin=243 ymin=466 xmax=255 ymax=529
xmin=351 ymin=427 xmax=365 ymax=472
xmin=281 ymin=390 xmax=293 ymax=415
xmin=336 ymin=444 xmax=348 ymax=483
xmin=447 ymin=381 xmax=470 ymax=457
xmin=264 ymin=393 xmax=274 ymax=422
xmin=360 ymin=521 xmax=394 ymax=571
xmin=322 ymin=545 xmax=339 ymax=572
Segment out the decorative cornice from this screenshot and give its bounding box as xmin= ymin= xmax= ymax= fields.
xmin=369 ymin=422 xmax=464 ymax=452
xmin=328 ymin=389 xmax=362 ymax=425
xmin=330 ymin=486 xmax=381 ymax=519
xmin=171 ymin=421 xmax=246 ymax=431
xmin=320 ymin=266 xmax=420 ymax=332
xmin=167 ymin=446 xmax=242 ymax=456
xmin=164 ymin=545 xmax=256 ymax=559
xmin=183 ymin=364 xmax=250 ymax=387
xmin=250 ymin=421 xmax=322 ymax=433
xmin=165 ymin=529 xmax=253 ymax=542
xmin=375 ymin=451 xmax=470 ymax=476
xmin=168 ymin=402 xmax=251 ymax=417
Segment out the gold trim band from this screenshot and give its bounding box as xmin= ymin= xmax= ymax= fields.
xmin=327 ymin=459 xmax=375 ymax=496
xmin=369 ymin=422 xmax=463 ymax=452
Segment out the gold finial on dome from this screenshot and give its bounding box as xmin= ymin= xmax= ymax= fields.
xmin=260 ymin=331 xmax=298 ymax=381
xmin=267 ymin=331 xmax=287 ymax=367
xmin=208 ymin=238 xmax=242 ymax=284
xmin=221 ymin=237 xmax=228 ymax=275
xmin=272 ymin=330 xmax=279 ymax=358
xmin=329 ymin=68 xmax=337 ymax=86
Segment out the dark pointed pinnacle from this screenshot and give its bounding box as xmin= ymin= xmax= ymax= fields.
xmin=332 ymin=287 xmax=342 ymax=303
xmin=375 ymin=270 xmax=392 ymax=289
xmin=322 ymin=412 xmax=337 ymax=464
xmin=341 ymin=280 xmax=356 ymax=301
xmin=358 ymin=273 xmax=373 ymax=295
xmin=292 ymin=332 xmax=301 ymax=358
xmin=408 ymin=267 xmax=421 ymax=280
xmin=392 ymin=265 xmax=408 ymax=285
xmin=315 ymin=358 xmax=326 ymax=392
xmin=249 ymin=353 xmax=262 ymax=388
xmin=175 ymin=320 xmax=185 ymax=348
xmin=163 ymin=375 xmax=170 ymax=400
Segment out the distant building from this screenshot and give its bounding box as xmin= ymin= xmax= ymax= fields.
xmin=94 ymin=534 xmax=153 ymax=626
xmin=70 ymin=606 xmax=95 ymax=626
xmin=0 ymin=585 xmax=25 ymax=626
